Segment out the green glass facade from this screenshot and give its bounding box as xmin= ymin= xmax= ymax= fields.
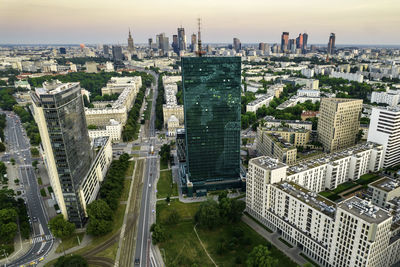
xmin=182 ymin=57 xmax=241 ymax=189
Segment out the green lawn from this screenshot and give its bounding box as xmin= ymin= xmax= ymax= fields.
xmin=132 ymin=146 xmax=141 ymax=151
xmin=56 ymin=233 xmax=85 ymax=253
xmin=356 ymin=173 xmax=380 ymax=185
xmin=157 ymin=170 xmax=178 ymax=198
xmin=160 ymin=160 xmax=168 ymax=170
xmin=157 ymin=200 xmax=296 ymax=267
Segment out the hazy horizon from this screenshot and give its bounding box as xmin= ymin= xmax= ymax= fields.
xmin=1 ymin=0 xmax=399 ymax=45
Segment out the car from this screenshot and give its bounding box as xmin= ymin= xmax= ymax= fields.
xmin=149 ymin=183 xmax=151 ymax=187
xmin=134 ymin=258 xmax=140 ymax=265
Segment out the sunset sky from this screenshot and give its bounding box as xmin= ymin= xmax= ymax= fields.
xmin=1 ymin=0 xmax=399 ymax=45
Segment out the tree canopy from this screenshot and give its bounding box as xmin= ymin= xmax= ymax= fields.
xmin=48 ymin=214 xmax=76 ymax=239
xmin=246 ymin=245 xmax=278 ymax=267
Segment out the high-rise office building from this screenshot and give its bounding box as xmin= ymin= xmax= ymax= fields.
xmin=177 ymin=27 xmax=186 ymax=53
xmin=148 ymin=38 xmax=153 ymax=49
xmin=317 ymin=98 xmax=363 ymax=152
xmin=328 ymin=33 xmax=336 ymax=54
xmin=103 ymin=45 xmax=110 ymax=56
xmin=31 ymin=82 xmax=94 ymax=227
xmin=59 ymin=47 xmax=66 ymax=54
xmin=258 ymin=42 xmax=265 ymax=51
xmin=367 ymin=106 xmax=400 ymax=168
xmin=127 ymin=29 xmax=135 ymax=54
xmin=281 ymin=32 xmax=289 ymax=52
xmin=288 ymin=39 xmax=295 ymax=52
xmin=181 ymin=57 xmax=242 ymax=195
xmin=191 ymin=33 xmax=197 ymax=52
xmin=172 ymin=34 xmax=179 ymax=54
xmin=233 ymin=38 xmax=241 ymax=52
xmin=296 ymin=33 xmax=303 ymax=49
xmin=156 ymin=33 xmax=169 ymax=54
xmin=112 ymin=45 xmax=123 ymax=61
xmin=302 ymin=33 xmax=308 ymax=52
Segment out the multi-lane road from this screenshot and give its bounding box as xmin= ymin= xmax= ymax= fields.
xmin=1 ymin=111 xmax=53 ymax=267
xmin=133 ymin=71 xmax=160 ymax=267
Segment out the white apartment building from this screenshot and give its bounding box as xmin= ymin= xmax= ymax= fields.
xmin=371 ymin=91 xmax=400 ymax=106
xmin=162 ymin=76 xmax=184 ymax=135
xmin=297 ymin=89 xmax=321 ymax=98
xmin=301 ymin=68 xmax=315 ymax=78
xmin=369 ymin=177 xmax=400 ymax=208
xmin=330 ymin=71 xmax=364 ymax=83
xmin=246 ymin=156 xmax=400 ymax=267
xmin=246 ymin=94 xmax=274 ymax=112
xmin=88 ymin=119 xmax=122 ymax=142
xmin=286 ymin=142 xmax=383 ymax=192
xmin=368 ymin=107 xmax=400 ymax=168
xmin=264 ymin=118 xmax=313 ymax=130
xmin=101 ymin=76 xmax=142 ymax=95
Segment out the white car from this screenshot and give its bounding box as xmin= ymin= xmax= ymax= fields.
xmin=149 ymin=184 xmax=151 ymax=187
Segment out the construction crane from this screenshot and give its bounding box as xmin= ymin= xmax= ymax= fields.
xmin=196 ymin=18 xmax=206 ymax=57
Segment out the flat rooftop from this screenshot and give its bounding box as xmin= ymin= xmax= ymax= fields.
xmin=277 ymin=181 xmax=336 ymax=218
xmin=35 ymin=81 xmax=80 ymax=95
xmin=247 ymin=94 xmax=273 ymax=106
xmin=287 ymin=142 xmax=382 ymax=175
xmin=370 ymin=177 xmax=400 ymax=192
xmin=250 ymin=156 xmax=287 ymax=171
xmin=338 ymin=197 xmax=391 ymax=224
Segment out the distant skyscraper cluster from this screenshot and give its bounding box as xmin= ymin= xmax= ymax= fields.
xmin=280 ymin=32 xmax=308 ymax=53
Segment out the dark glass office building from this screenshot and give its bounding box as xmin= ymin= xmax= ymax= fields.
xmin=181 ymin=57 xmax=242 ymax=194
xmin=32 ymin=82 xmax=93 ymax=227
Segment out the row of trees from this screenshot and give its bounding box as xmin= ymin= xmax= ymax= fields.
xmin=155 ymin=74 xmax=165 ymax=130
xmin=121 ymin=85 xmax=147 ymax=141
xmin=159 ymin=144 xmax=171 ymax=168
xmin=0 ymin=114 xmax=6 ymax=152
xmin=0 ymin=189 xmax=30 ymax=255
xmin=55 ymin=57 xmax=109 ymax=66
xmin=85 ymin=154 xmax=131 ymax=236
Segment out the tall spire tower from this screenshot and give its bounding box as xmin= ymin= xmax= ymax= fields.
xmin=127 ymin=28 xmax=135 ymax=54
xmin=196 ymin=18 xmax=205 ymax=57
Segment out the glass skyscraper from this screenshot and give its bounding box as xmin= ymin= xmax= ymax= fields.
xmin=32 ymin=81 xmax=93 ymax=227
xmin=181 ymin=57 xmax=241 ymax=193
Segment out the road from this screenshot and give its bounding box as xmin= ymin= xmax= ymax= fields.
xmin=133 ymin=70 xmax=160 ymax=267
xmin=2 ymin=111 xmax=53 ymax=267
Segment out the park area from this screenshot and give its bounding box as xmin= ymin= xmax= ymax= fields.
xmin=155 ymin=199 xmax=297 ymax=267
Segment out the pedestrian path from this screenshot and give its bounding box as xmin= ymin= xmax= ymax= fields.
xmin=31 ymin=234 xmax=53 ymax=244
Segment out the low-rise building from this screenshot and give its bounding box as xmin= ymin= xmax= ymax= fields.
xmin=371 ymin=90 xmax=400 ymax=106
xmin=259 ymin=127 xmax=310 ymax=146
xmin=301 ymin=111 xmax=319 ymax=121
xmin=330 ymin=70 xmax=364 ymax=83
xmin=297 ymin=89 xmax=320 ymax=97
xmin=264 ymin=117 xmax=313 ymax=130
xmin=369 ymin=177 xmax=400 ymax=208
xmin=256 ymin=129 xmax=297 ymax=165
xmin=246 ymin=94 xmax=274 ymax=112
xmin=88 ymin=119 xmax=122 ymax=142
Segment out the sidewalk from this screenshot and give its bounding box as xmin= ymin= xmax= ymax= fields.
xmin=40 ymin=234 xmax=93 ymax=266
xmin=241 ymin=214 xmax=307 ymax=266
xmin=0 ymin=234 xmax=31 ymax=266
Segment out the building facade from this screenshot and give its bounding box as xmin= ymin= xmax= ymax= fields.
xmin=181 ymin=57 xmax=242 ymax=193
xmin=367 ymin=106 xmax=400 ymax=168
xmin=246 ymin=156 xmax=400 ymax=267
xmin=317 ymin=98 xmax=363 ymax=152
xmin=31 ymin=81 xmax=111 ymax=227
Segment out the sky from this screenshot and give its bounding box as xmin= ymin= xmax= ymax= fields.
xmin=0 ymin=0 xmax=399 ymax=45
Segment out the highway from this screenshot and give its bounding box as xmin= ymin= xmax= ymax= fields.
xmin=1 ymin=111 xmax=53 ymax=267
xmin=133 ymin=70 xmax=160 ymax=267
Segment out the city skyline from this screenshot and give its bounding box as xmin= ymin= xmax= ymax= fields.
xmin=1 ymin=0 xmax=399 ymax=45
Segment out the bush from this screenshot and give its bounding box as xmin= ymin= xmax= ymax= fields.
xmin=55 ymin=254 xmax=88 ymax=267
xmin=40 ymin=188 xmax=46 ymax=197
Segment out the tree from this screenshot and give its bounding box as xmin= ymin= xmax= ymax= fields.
xmin=87 ymin=218 xmax=112 ymax=236
xmin=55 ymin=255 xmax=88 ymax=267
xmin=0 ymin=222 xmax=17 ymax=243
xmin=246 ymin=245 xmax=278 ymax=267
xmin=0 ymin=142 xmax=5 ymax=152
xmin=150 ymin=223 xmax=167 ymax=244
xmin=48 ymin=215 xmax=76 ymax=239
xmin=86 ymin=200 xmax=113 ymax=221
xmin=195 ymin=199 xmax=220 ymax=229
xmin=30 ymin=147 xmax=39 ymax=157
xmin=86 ymin=200 xmax=113 ymax=236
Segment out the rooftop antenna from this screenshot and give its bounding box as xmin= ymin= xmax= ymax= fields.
xmin=196 ymin=18 xmax=205 ymax=57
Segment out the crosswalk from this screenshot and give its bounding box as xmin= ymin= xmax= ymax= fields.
xmin=31 ymin=235 xmax=53 ymax=244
